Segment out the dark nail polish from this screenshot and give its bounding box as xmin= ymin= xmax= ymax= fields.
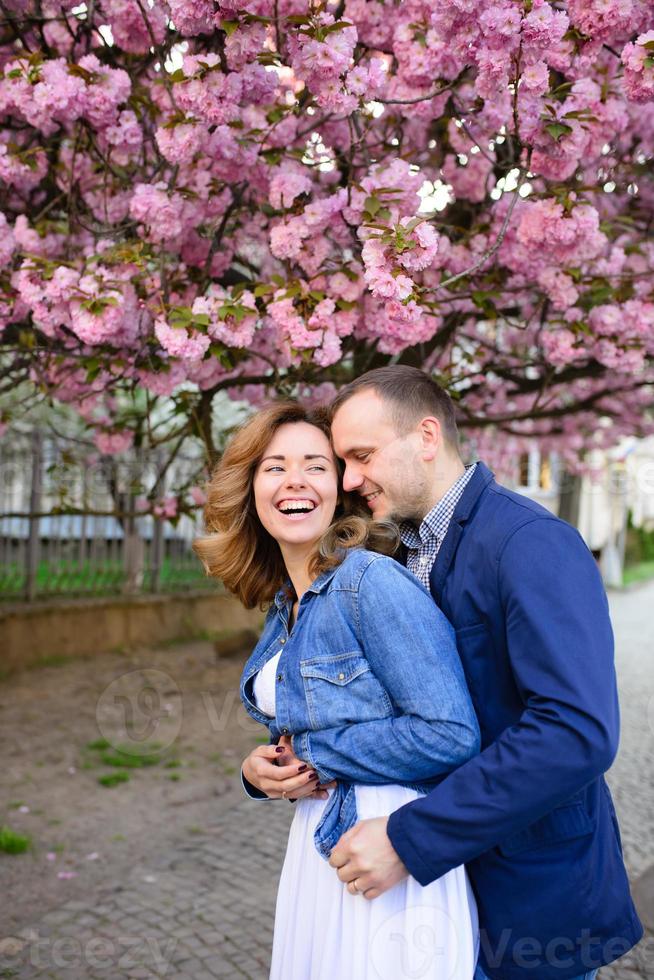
xmin=298 ymin=765 xmax=308 ymax=772
xmin=308 ymin=773 xmax=319 ymax=780
xmin=275 ymin=746 xmax=284 ymax=753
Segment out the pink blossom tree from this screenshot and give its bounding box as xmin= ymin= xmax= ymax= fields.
xmin=1 ymin=0 xmax=654 ymax=511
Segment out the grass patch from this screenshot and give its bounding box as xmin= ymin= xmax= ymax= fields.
xmin=99 ymin=747 xmax=161 ymax=769
xmin=163 ymin=759 xmax=181 ymax=769
xmin=87 ymin=737 xmax=164 ymax=784
xmin=0 ymin=826 xmax=31 ymax=854
xmin=86 ymin=738 xmax=111 ymax=751
xmin=167 ymin=773 xmax=182 ymax=782
xmin=7 ymin=801 xmax=26 ymax=810
xmin=85 ymin=738 xmax=164 ymax=769
xmin=623 ymin=560 xmax=654 ymax=586
xmin=0 ymin=556 xmax=213 ymax=602
xmin=98 ymin=772 xmax=130 ymax=788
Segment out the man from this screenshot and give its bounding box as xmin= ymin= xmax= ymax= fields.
xmin=324 ymin=366 xmax=642 ymax=980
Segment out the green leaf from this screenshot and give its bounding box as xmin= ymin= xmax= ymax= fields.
xmin=364 ymin=195 xmax=381 ymax=216
xmin=257 ymin=51 xmax=283 ymax=67
xmin=169 ymin=305 xmax=194 ymax=326
xmin=68 ymin=63 xmax=97 ymax=83
xmin=243 ymin=13 xmax=273 ymax=24
xmin=402 ymin=216 xmax=423 ymax=233
xmin=80 ymin=296 xmax=120 ymax=315
xmin=471 ymin=290 xmax=498 ymax=318
xmin=221 ymin=19 xmax=239 ymax=35
xmin=563 ymin=26 xmax=591 ymax=43
xmin=162 ymin=109 xmax=192 ymax=129
xmin=266 ymin=106 xmax=286 ymax=124
xmin=254 ymin=283 xmax=274 ymax=297
xmin=168 ymin=68 xmax=186 ymax=84
xmin=341 ymin=266 xmax=359 ymax=282
xmin=85 ymin=358 xmax=101 ymax=382
xmin=577 ymin=282 xmax=613 ymax=310
xmin=613 ymin=281 xmax=635 ymax=303
xmin=323 ymin=20 xmax=355 ymax=34
xmin=549 ymin=80 xmax=574 ymax=100
xmin=544 ymin=121 xmax=573 ymax=142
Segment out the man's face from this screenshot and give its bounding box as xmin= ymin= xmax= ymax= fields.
xmin=331 ymin=390 xmax=431 ymax=522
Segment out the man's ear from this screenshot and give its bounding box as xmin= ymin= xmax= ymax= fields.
xmin=418 ymin=417 xmax=441 ymax=462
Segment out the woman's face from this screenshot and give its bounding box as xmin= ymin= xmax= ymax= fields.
xmin=253 ymin=422 xmax=339 ymax=554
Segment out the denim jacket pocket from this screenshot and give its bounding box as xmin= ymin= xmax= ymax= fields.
xmin=299 ymin=652 xmax=393 ymax=729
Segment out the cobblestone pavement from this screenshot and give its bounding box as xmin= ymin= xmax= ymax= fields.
xmin=1 ymin=583 xmax=653 ymax=980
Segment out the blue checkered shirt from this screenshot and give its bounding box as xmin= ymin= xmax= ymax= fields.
xmin=399 ymin=464 xmax=477 ymax=589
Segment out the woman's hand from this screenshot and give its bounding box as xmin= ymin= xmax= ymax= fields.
xmin=242 ymin=739 xmax=336 ymax=800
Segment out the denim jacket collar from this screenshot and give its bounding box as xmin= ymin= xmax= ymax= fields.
xmin=272 ymin=563 xmax=341 ymax=612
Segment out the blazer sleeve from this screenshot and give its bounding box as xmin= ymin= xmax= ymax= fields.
xmin=293 ymin=557 xmax=480 ymax=785
xmin=386 ymin=518 xmax=619 ymax=885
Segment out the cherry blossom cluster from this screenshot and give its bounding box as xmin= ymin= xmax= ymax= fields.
xmin=0 ymin=0 xmax=653 ymax=506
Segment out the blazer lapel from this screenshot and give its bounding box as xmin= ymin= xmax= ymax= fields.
xmin=429 ymin=462 xmax=495 ymax=605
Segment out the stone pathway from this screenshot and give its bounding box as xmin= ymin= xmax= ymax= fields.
xmin=1 ymin=583 xmax=653 ymax=979
xmin=1 ymin=799 xmax=292 ymax=978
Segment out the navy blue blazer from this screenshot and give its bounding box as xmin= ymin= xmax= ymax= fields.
xmin=387 ymin=462 xmax=643 ymax=979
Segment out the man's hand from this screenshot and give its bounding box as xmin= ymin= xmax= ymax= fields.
xmin=329 ymin=817 xmax=409 ymax=899
xmin=242 ymin=737 xmax=335 ymax=800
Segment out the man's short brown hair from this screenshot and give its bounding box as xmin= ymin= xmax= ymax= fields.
xmin=330 ymin=365 xmax=460 ymax=453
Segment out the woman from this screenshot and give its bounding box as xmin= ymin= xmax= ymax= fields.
xmin=194 ymin=402 xmax=480 ymax=980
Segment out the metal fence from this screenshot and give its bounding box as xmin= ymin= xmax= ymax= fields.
xmin=0 ymin=431 xmax=215 ymax=602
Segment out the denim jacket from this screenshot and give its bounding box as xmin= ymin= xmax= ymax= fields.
xmin=240 ymin=548 xmax=480 ymax=859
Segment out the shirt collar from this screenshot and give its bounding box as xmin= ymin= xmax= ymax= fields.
xmin=399 ymin=463 xmax=477 ymax=549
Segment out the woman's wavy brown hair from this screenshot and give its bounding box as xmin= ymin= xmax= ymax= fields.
xmin=193 ymin=401 xmax=399 ymax=609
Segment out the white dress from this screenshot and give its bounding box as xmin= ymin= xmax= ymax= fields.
xmin=252 ymin=652 xmax=479 ymax=980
